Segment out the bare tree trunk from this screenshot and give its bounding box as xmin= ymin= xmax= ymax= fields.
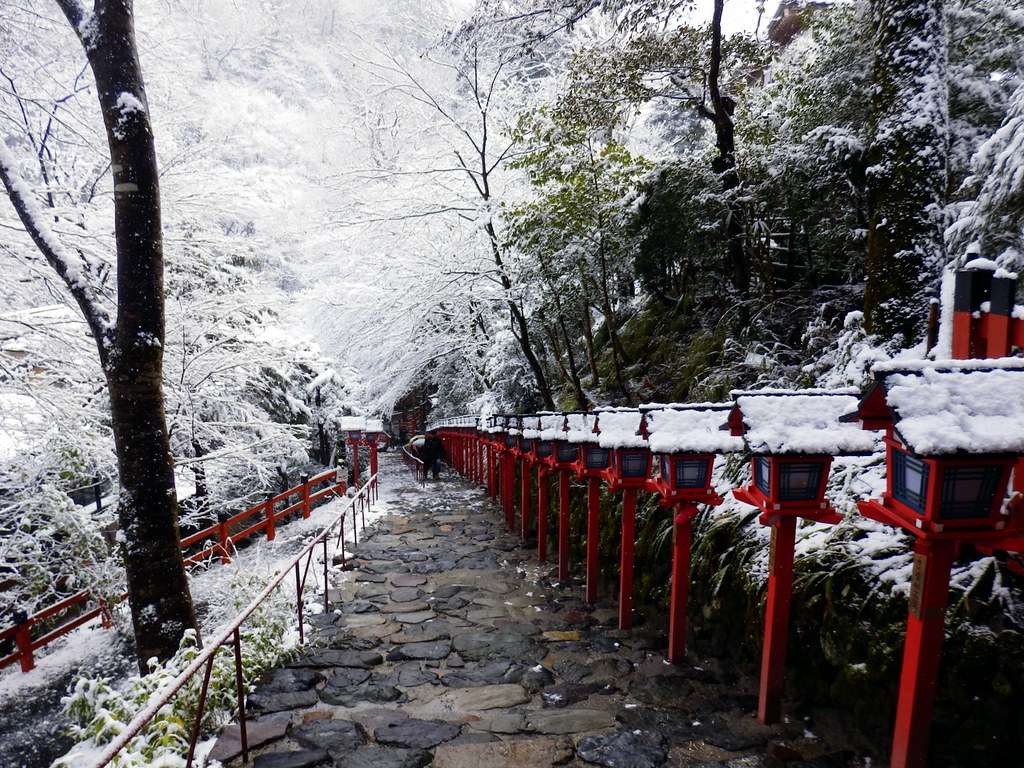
xmin=55 ymin=0 xmax=198 ymax=670
xmin=710 ymin=0 xmax=749 ymax=313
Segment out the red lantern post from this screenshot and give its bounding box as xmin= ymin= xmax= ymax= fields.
xmin=852 ymin=361 xmax=1024 ymax=768
xmin=643 ymin=403 xmax=742 ymax=663
xmin=594 ymin=409 xmax=653 ymax=630
xmin=729 ymin=389 xmax=877 ymax=725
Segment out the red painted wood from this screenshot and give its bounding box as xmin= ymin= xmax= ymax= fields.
xmin=890 ymin=538 xmax=957 ymax=768
xmin=669 ymin=504 xmax=696 ymax=663
xmin=618 ymin=487 xmax=637 ymax=629
xmin=586 ymin=477 xmax=601 ymax=604
xmin=521 ymin=459 xmax=532 ymax=538
xmin=758 ymin=515 xmax=797 ymax=724
xmin=558 ymin=470 xmax=571 ymax=583
xmin=951 ymin=310 xmax=974 ymax=359
xmin=537 ymin=468 xmax=549 ymax=562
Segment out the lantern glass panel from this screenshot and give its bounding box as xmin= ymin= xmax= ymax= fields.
xmin=892 ymin=449 xmax=929 ymax=514
xmin=585 ymin=446 xmax=610 ymax=469
xmin=619 ymin=451 xmax=649 ymax=479
xmin=557 ymin=443 xmax=578 ymax=464
xmin=778 ymin=461 xmax=824 ymax=501
xmin=939 ymin=465 xmax=1002 ymax=520
xmin=673 ymin=457 xmax=710 ymax=489
xmin=504 ymin=434 xmax=517 ymax=449
xmin=537 ymin=441 xmax=552 ymax=458
xmin=754 ymin=457 xmax=771 ymax=496
xmin=520 ymin=439 xmax=534 ymax=453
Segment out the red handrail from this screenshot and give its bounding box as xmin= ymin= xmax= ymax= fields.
xmin=89 ymin=473 xmax=378 ymax=768
xmin=1 ymin=469 xmax=346 ymax=673
xmin=403 ymin=445 xmax=425 ymax=487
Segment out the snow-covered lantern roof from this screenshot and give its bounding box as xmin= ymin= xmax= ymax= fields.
xmin=519 ymin=414 xmax=554 ymax=462
xmin=594 ymin=408 xmax=651 ymax=489
xmin=855 ymin=360 xmax=1024 ymax=537
xmin=559 ymin=412 xmax=608 ymax=476
xmin=542 ymin=413 xmax=585 ymax=469
xmin=729 ymin=389 xmax=875 ymax=518
xmin=642 ymin=402 xmax=743 ymax=505
xmin=340 ymin=415 xmax=366 ymax=443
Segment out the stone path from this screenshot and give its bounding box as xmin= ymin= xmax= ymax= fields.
xmin=210 ymin=456 xmax=863 ymax=768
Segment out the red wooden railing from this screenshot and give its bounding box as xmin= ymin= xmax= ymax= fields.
xmin=1 ymin=469 xmax=346 ymax=674
xmin=403 ymin=443 xmax=425 ymax=486
xmin=88 ymin=473 xmax=378 ymax=768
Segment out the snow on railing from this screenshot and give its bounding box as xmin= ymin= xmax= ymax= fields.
xmin=0 ymin=469 xmax=347 ymax=674
xmin=88 ymin=473 xmax=378 ymax=768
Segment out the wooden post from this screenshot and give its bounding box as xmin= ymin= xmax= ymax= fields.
xmin=890 ymin=538 xmax=957 ymax=768
xmin=265 ymin=498 xmax=276 ymax=542
xmin=758 ymin=515 xmax=797 ymax=724
xmin=586 ymin=476 xmax=601 ymax=604
xmin=521 ymin=459 xmax=532 ymax=538
xmin=618 ymin=487 xmax=637 ymax=629
xmin=558 ymin=470 xmax=571 ymax=583
xmin=537 ymin=467 xmax=549 ymax=561
xmin=668 ymin=503 xmax=696 ymax=663
xmin=14 ymin=618 xmax=34 ymax=673
xmin=502 ymin=454 xmax=515 ymax=531
xmin=351 ymin=444 xmax=360 ymax=486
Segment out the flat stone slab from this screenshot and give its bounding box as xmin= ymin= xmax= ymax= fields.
xmin=252 ymin=750 xmax=330 ymax=768
xmin=383 ymin=600 xmax=433 ymax=614
xmin=375 ymin=718 xmax=463 ymax=749
xmin=290 ymin=649 xmax=383 ymax=668
xmin=247 ymin=689 xmax=320 ymax=714
xmin=395 ymin=610 xmax=437 ymax=624
xmin=390 ymin=626 xmax=450 ymax=643
xmin=386 ymin=640 xmax=452 ymax=661
xmin=441 ymin=684 xmax=531 ymax=711
xmin=391 ymin=587 xmax=425 ymax=603
xmin=432 ymin=737 xmax=574 ymax=768
xmin=467 ymin=713 xmax=527 ymax=734
xmin=392 ymin=574 xmax=429 ymax=587
xmin=210 ymin=713 xmax=290 ymax=763
xmin=349 ymin=708 xmax=410 ymax=732
xmin=336 ymin=746 xmax=432 ymax=768
xmin=576 ymin=729 xmax=668 ymax=768
xmin=290 ymin=719 xmax=366 ymax=758
xmin=525 ymin=709 xmax=617 ymax=734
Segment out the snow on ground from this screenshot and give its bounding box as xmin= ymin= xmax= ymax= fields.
xmin=0 ymin=455 xmax=406 ymax=768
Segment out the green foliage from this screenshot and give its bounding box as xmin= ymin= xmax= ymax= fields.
xmin=54 ymin=574 xmax=298 ymax=768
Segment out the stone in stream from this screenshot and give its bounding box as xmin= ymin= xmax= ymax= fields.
xmin=335 ymin=747 xmax=431 ymax=768
xmin=290 ymin=719 xmax=366 ymax=759
xmin=374 ymin=718 xmax=463 ymax=749
xmin=576 ymin=729 xmax=668 ymax=768
xmin=252 ymin=750 xmax=330 ymax=768
xmin=432 ymin=737 xmax=575 ymax=768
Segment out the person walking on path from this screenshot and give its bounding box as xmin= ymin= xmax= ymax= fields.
xmin=419 ymin=432 xmax=446 ymax=480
